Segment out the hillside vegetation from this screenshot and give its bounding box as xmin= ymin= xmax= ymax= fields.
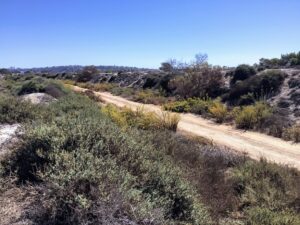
xmin=58 ymin=53 xmax=300 ymax=142
xmin=0 ymin=76 xmax=300 ymax=225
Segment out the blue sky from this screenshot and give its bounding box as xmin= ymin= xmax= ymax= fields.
xmin=1 ymin=0 xmax=299 ymax=68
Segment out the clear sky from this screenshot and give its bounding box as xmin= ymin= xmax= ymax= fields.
xmin=1 ymin=0 xmax=299 ymax=68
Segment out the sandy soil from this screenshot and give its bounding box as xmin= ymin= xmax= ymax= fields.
xmin=21 ymin=93 xmax=56 ymax=105
xmin=70 ymin=85 xmax=300 ymax=170
xmin=0 ymin=124 xmax=20 ymax=157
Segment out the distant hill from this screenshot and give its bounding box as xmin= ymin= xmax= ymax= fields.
xmin=8 ymin=65 xmax=153 ymax=74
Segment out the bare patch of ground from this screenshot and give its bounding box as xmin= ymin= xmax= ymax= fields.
xmin=0 ymin=124 xmax=20 ymax=157
xmin=269 ymin=69 xmax=300 ymax=122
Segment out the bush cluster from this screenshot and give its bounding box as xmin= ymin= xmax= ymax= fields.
xmin=163 ymin=98 xmax=213 ymax=115
xmin=233 ymin=159 xmax=300 ymax=225
xmin=233 ymin=102 xmax=272 ymax=129
xmin=0 ymin=94 xmax=48 ymax=124
xmin=4 ymin=75 xmax=69 ymax=98
xmin=225 ymin=70 xmax=285 ymax=104
xmin=133 ymin=89 xmax=169 ymax=105
xmin=164 ymin=98 xmax=229 ymax=123
xmin=1 ymin=94 xmax=210 ymax=224
xmin=283 ymin=125 xmax=300 ymax=143
xmin=1 ymin=85 xmax=300 ymax=224
xmin=16 ymin=80 xmax=45 ymax=95
xmin=208 ymin=100 xmax=228 ymax=123
xmin=169 ymin=66 xmax=225 ymax=99
xmin=258 ymin=51 xmax=300 ymax=69
xmin=102 ymin=104 xmax=180 ymax=131
xmin=230 ymin=64 xmax=256 ymax=85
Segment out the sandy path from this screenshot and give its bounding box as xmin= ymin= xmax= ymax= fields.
xmin=70 ymin=85 xmax=300 ymax=169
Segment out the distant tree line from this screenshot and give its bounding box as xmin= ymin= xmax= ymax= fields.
xmin=258 ymin=51 xmax=300 ymax=70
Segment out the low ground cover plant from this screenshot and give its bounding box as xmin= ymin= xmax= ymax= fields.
xmin=0 ymin=94 xmax=49 ymax=124
xmin=3 ymin=75 xmax=69 ymax=98
xmin=0 ymin=93 xmax=210 ymax=225
xmin=102 ymin=104 xmax=179 ymax=131
xmin=163 ymin=97 xmax=214 ymax=115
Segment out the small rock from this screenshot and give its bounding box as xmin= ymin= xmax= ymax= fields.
xmin=0 ymin=124 xmax=20 ymax=156
xmin=21 ymin=93 xmax=56 ymax=105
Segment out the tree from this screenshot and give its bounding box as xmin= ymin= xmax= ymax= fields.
xmin=159 ymin=58 xmax=186 ymax=72
xmin=170 ymin=65 xmax=225 ymax=98
xmin=231 ymin=64 xmax=256 ymax=86
xmin=194 ymin=53 xmax=208 ymax=65
xmin=76 ymin=66 xmax=99 ymax=82
xmin=160 ymin=62 xmax=174 ymax=72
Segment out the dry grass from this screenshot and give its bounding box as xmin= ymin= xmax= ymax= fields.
xmin=208 ymin=100 xmax=228 ymax=123
xmin=283 ymin=125 xmax=300 ymax=143
xmin=0 ymin=183 xmax=39 ymax=225
xmin=102 ymin=104 xmax=180 ymax=131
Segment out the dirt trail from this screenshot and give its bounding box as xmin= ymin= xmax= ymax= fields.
xmin=70 ymin=85 xmax=300 ymax=169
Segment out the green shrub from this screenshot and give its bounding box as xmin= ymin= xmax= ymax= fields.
xmin=76 ymin=66 xmax=98 ymax=82
xmin=234 ymin=102 xmax=272 ymax=129
xmin=225 ymin=70 xmax=285 ymax=104
xmin=169 ymin=66 xmax=225 ymax=99
xmin=231 ymin=64 xmax=256 ymax=85
xmin=62 ymin=79 xmax=76 ymax=86
xmin=16 ymin=80 xmax=45 ymax=95
xmin=43 ymin=81 xmax=69 ymax=98
xmin=283 ymin=125 xmax=300 ymax=143
xmin=259 ymin=51 xmax=300 ymax=68
xmin=188 ymin=98 xmax=213 ymax=115
xmin=102 ymin=104 xmax=179 ymax=131
xmin=245 ymin=207 xmax=300 ymax=225
xmin=233 ymin=159 xmax=300 ymax=224
xmin=2 ymin=81 xmax=300 ymax=224
xmin=1 ymin=94 xmax=211 ymax=224
xmin=4 ymin=75 xmax=68 ymax=99
xmin=164 ymin=98 xmax=213 ymax=115
xmin=237 ymin=93 xmax=255 ymax=106
xmin=0 ymin=94 xmax=47 ymax=124
xmin=143 ymin=130 xmax=300 ymax=223
xmin=164 ymin=100 xmax=191 ymax=113
xmin=208 ymin=100 xmax=228 ymax=123
xmin=259 ymin=112 xmax=290 ymax=138
xmin=133 ymin=89 xmax=168 ymax=105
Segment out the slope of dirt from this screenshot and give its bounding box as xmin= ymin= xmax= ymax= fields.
xmin=268 ymin=69 xmax=300 ymax=122
xmin=70 ymin=85 xmax=300 ymax=170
